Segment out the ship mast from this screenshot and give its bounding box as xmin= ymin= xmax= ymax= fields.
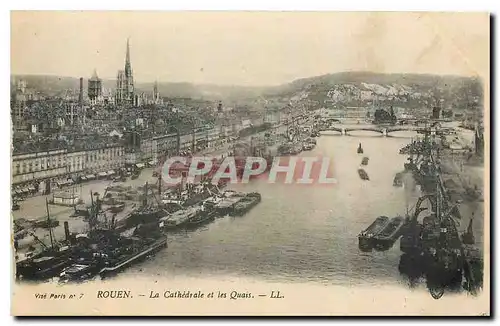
xmin=45 ymin=197 xmax=54 ymax=249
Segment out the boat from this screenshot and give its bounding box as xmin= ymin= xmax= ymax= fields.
xmin=216 ymin=197 xmax=243 ymax=215
xmin=302 ymin=143 xmax=315 ymax=151
xmin=358 ymin=216 xmax=390 ymax=251
xmin=120 ymin=206 xmax=168 ymax=229
xmin=307 ymin=137 xmax=317 ymax=145
xmin=184 ymin=205 xmax=217 ymax=229
xmin=109 ymin=202 xmax=126 ymax=213
xmin=231 ymin=193 xmax=262 ymax=216
xmin=34 ymin=219 xmax=60 ymax=229
xmin=373 ymin=216 xmax=406 ymax=251
xmin=357 ymin=143 xmax=364 ymax=154
xmin=16 ymin=246 xmax=73 ymax=281
xmin=361 ymin=157 xmax=369 ymax=166
xmin=113 ymin=175 xmax=127 ymax=182
xmin=16 ymin=199 xmax=73 ymax=281
xmin=203 ymin=196 xmax=226 ymax=217
xmin=12 ymin=200 xmax=20 ymax=211
xmin=393 ymin=172 xmax=403 ymax=187
xmin=59 ymin=262 xmax=102 ymax=283
xmin=99 ymin=237 xmax=168 ymax=278
xmin=159 ymin=206 xmax=203 ymax=230
xmin=358 ymin=169 xmax=369 ymax=181
xmin=311 ymin=131 xmax=320 ymax=137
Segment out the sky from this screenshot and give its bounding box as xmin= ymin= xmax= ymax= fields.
xmin=11 ymin=11 xmax=489 ymax=86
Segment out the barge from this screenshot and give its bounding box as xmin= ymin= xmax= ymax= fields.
xmin=231 ymin=193 xmax=262 ymax=216
xmin=99 ymin=237 xmax=168 ymax=278
xmin=373 ymin=216 xmax=406 ymax=251
xmin=159 ymin=206 xmax=204 ymax=230
xmin=358 ymin=169 xmax=370 ymax=181
xmin=16 ymin=246 xmax=73 ymax=281
xmin=184 ymin=206 xmax=217 ymax=229
xmin=358 ymin=216 xmax=390 ymax=251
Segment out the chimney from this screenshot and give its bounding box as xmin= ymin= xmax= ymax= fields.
xmin=79 ymin=77 xmax=84 ymax=106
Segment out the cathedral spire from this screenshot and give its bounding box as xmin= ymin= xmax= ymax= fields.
xmin=126 ymin=37 xmax=130 ymax=66
xmin=125 ymin=37 xmax=132 ymax=77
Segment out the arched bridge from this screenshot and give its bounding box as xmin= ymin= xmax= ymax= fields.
xmin=319 ymin=125 xmax=426 ymax=136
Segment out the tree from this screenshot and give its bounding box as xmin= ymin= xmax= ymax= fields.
xmin=373 ymin=108 xmax=396 ymax=124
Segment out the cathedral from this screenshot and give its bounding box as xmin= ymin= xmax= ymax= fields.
xmin=115 ymin=38 xmax=135 ymax=105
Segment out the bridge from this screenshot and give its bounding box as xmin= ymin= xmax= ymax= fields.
xmin=319 ymin=125 xmax=428 ymax=136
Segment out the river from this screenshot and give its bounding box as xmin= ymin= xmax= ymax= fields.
xmin=16 ymin=127 xmax=483 ymax=288
xmin=118 ymin=130 xmax=438 ymax=287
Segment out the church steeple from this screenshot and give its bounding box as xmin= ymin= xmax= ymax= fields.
xmin=116 ymin=37 xmax=134 ymax=105
xmin=125 ymin=37 xmax=132 ymax=77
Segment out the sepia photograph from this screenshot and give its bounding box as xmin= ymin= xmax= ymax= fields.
xmin=9 ymin=11 xmax=490 ymax=316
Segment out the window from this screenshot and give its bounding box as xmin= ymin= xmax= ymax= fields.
xmin=15 ymin=163 xmax=20 ymax=175
xmin=28 ymin=162 xmax=33 ymax=172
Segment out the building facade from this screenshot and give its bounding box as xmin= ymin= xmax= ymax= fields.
xmin=12 ymin=149 xmax=68 ymax=185
xmin=11 ymin=145 xmax=125 ymax=187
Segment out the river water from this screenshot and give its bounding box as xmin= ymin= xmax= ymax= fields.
xmin=119 ymin=131 xmax=434 ymax=286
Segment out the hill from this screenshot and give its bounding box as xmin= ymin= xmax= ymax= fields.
xmin=11 ymin=71 xmax=483 ymax=110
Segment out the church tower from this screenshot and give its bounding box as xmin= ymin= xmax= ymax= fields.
xmin=125 ymin=38 xmax=134 ymax=99
xmin=116 ymin=38 xmax=135 ymax=105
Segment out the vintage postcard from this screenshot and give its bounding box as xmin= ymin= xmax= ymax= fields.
xmin=10 ymin=11 xmax=490 ymax=316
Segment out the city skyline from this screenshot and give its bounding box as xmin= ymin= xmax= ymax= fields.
xmin=11 ymin=11 xmax=488 ymax=86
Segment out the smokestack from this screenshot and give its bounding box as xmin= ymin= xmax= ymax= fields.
xmin=79 ymin=77 xmax=83 ymax=106
xmin=432 ymin=107 xmax=441 ymax=120
xmin=64 ymin=221 xmax=70 ymax=242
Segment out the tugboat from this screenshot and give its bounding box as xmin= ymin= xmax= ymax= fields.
xmin=357 ymin=143 xmax=364 ymax=154
xmin=231 ymin=193 xmax=262 ymax=216
xmin=358 ymin=216 xmax=390 ymax=251
xmin=372 ymin=216 xmax=406 ymax=251
xmin=357 ymin=169 xmax=370 ymax=181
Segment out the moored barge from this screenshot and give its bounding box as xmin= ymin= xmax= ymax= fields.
xmin=373 ymin=216 xmax=406 ymax=251
xmin=358 ymin=216 xmax=390 ymax=251
xmin=231 ymin=193 xmax=262 ymax=216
